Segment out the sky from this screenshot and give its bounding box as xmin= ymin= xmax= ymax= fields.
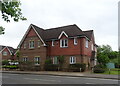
xmin=0 ymin=0 xmax=119 ymax=51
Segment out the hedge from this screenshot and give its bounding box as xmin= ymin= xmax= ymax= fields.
xmin=68 ymin=63 xmax=86 ymax=72
xmin=44 ymin=64 xmax=60 ymax=71
xmin=93 ymin=64 xmax=106 ymax=73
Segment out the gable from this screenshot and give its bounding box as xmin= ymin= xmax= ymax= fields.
xmin=26 ymin=27 xmax=37 ymax=37
xmin=18 ymin=24 xmax=46 ymax=48
xmin=2 ymin=47 xmax=11 ymax=55
xmin=58 ymin=31 xmax=68 ymax=39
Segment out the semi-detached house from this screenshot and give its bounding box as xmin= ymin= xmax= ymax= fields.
xmin=18 ymin=24 xmax=97 ymax=70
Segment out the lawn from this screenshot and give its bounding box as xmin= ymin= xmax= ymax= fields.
xmin=94 ymin=68 xmax=120 ymax=75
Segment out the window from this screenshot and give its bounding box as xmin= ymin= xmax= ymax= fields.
xmin=34 ymin=57 xmax=40 ymax=65
xmin=53 ymin=57 xmax=58 ymax=64
xmin=91 ymin=44 xmax=93 ymax=50
xmin=70 ymin=56 xmax=76 ymax=64
xmin=24 ymin=42 xmax=26 ymax=49
xmin=29 ymin=40 xmax=34 ymax=48
xmin=52 ymin=40 xmax=55 ymax=46
xmin=3 ymin=51 xmax=7 ymax=56
xmin=74 ymin=37 xmax=77 ymax=45
xmin=60 ymin=39 xmax=68 ymax=48
xmin=85 ymin=39 xmax=88 ymax=48
xmin=23 ymin=57 xmax=28 ymax=62
xmin=38 ymin=40 xmax=40 ymax=47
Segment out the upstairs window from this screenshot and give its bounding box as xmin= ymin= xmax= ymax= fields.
xmin=74 ymin=37 xmax=78 ymax=45
xmin=60 ymin=39 xmax=68 ymax=48
xmin=85 ymin=39 xmax=88 ymax=48
xmin=91 ymin=44 xmax=93 ymax=50
xmin=24 ymin=42 xmax=26 ymax=49
xmin=52 ymin=40 xmax=55 ymax=46
xmin=23 ymin=57 xmax=28 ymax=62
xmin=70 ymin=56 xmax=76 ymax=64
xmin=3 ymin=51 xmax=7 ymax=56
xmin=53 ymin=57 xmax=58 ymax=64
xmin=34 ymin=57 xmax=40 ymax=65
xmin=38 ymin=40 xmax=40 ymax=47
xmin=29 ymin=40 xmax=34 ymax=49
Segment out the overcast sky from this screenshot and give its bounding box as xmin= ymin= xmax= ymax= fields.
xmin=0 ymin=0 xmax=119 ymax=51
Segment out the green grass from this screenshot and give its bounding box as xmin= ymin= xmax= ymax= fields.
xmin=94 ymin=68 xmax=120 ymax=75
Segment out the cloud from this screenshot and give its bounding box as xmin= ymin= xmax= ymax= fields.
xmin=0 ymin=0 xmax=119 ymax=51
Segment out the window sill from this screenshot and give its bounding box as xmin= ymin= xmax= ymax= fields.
xmin=60 ymin=46 xmax=68 ymax=48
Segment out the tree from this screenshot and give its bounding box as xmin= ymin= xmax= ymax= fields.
xmin=97 ymin=45 xmax=111 ymax=66
xmin=0 ymin=0 xmax=27 ymax=34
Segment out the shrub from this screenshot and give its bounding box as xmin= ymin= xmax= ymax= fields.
xmin=44 ymin=64 xmax=59 ymax=71
xmin=2 ymin=60 xmax=9 ymax=65
xmin=2 ymin=65 xmax=18 ymax=69
xmin=93 ymin=64 xmax=106 ymax=73
xmin=68 ymin=63 xmax=86 ymax=72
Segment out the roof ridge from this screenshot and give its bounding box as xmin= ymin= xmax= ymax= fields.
xmin=44 ymin=24 xmax=77 ymax=31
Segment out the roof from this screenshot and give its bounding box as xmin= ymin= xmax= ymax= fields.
xmin=31 ymin=24 xmax=87 ymax=41
xmin=0 ymin=45 xmax=16 ymax=55
xmin=83 ymin=30 xmax=93 ymax=40
xmin=18 ymin=24 xmax=94 ymax=47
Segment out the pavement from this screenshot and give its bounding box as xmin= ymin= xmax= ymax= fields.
xmin=2 ymin=70 xmax=119 ymax=80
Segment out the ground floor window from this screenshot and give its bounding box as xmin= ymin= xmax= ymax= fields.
xmin=53 ymin=57 xmax=58 ymax=64
xmin=23 ymin=57 xmax=28 ymax=62
xmin=70 ymin=56 xmax=76 ymax=64
xmin=34 ymin=57 xmax=40 ymax=65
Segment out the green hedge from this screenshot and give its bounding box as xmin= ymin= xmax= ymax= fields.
xmin=93 ymin=64 xmax=106 ymax=73
xmin=44 ymin=64 xmax=59 ymax=71
xmin=2 ymin=65 xmax=18 ymax=69
xmin=68 ymin=63 xmax=86 ymax=72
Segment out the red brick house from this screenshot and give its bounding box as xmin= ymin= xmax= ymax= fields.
xmin=18 ymin=24 xmax=97 ymax=70
xmin=0 ymin=45 xmax=17 ymax=60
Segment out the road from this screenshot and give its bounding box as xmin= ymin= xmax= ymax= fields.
xmin=2 ymin=73 xmax=119 ymax=84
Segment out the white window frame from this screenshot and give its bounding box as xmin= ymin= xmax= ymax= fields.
xmin=74 ymin=37 xmax=77 ymax=45
xmin=23 ymin=57 xmax=28 ymax=62
xmin=3 ymin=51 xmax=7 ymax=56
xmin=53 ymin=57 xmax=58 ymax=64
xmin=60 ymin=39 xmax=68 ymax=48
xmin=91 ymin=44 xmax=93 ymax=50
xmin=38 ymin=40 xmax=40 ymax=47
xmin=34 ymin=57 xmax=40 ymax=65
xmin=52 ymin=40 xmax=55 ymax=46
xmin=85 ymin=39 xmax=88 ymax=48
xmin=29 ymin=40 xmax=35 ymax=49
xmin=70 ymin=56 xmax=76 ymax=64
xmin=24 ymin=42 xmax=26 ymax=49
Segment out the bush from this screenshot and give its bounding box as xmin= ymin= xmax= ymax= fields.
xmin=93 ymin=64 xmax=106 ymax=73
xmin=68 ymin=63 xmax=86 ymax=72
xmin=44 ymin=64 xmax=59 ymax=71
xmin=2 ymin=65 xmax=18 ymax=69
xmin=2 ymin=60 xmax=9 ymax=65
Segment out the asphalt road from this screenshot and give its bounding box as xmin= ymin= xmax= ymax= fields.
xmin=2 ymin=73 xmax=119 ymax=84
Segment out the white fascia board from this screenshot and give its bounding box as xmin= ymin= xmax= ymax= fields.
xmin=17 ymin=25 xmax=32 ymax=48
xmin=58 ymin=31 xmax=68 ymax=39
xmin=17 ymin=24 xmax=46 ymax=48
xmin=0 ymin=46 xmax=6 ymax=53
xmin=31 ymin=25 xmax=46 ymax=45
xmin=6 ymin=47 xmax=12 ymax=55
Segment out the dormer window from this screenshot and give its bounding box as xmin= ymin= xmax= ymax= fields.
xmin=74 ymin=37 xmax=77 ymax=45
xmin=60 ymin=39 xmax=68 ymax=48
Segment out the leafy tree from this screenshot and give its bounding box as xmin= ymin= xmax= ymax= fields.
xmin=0 ymin=26 xmax=5 ymax=34
xmin=97 ymin=45 xmax=111 ymax=66
xmin=108 ymin=51 xmax=118 ymax=59
xmin=0 ymin=0 xmax=27 ymax=34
